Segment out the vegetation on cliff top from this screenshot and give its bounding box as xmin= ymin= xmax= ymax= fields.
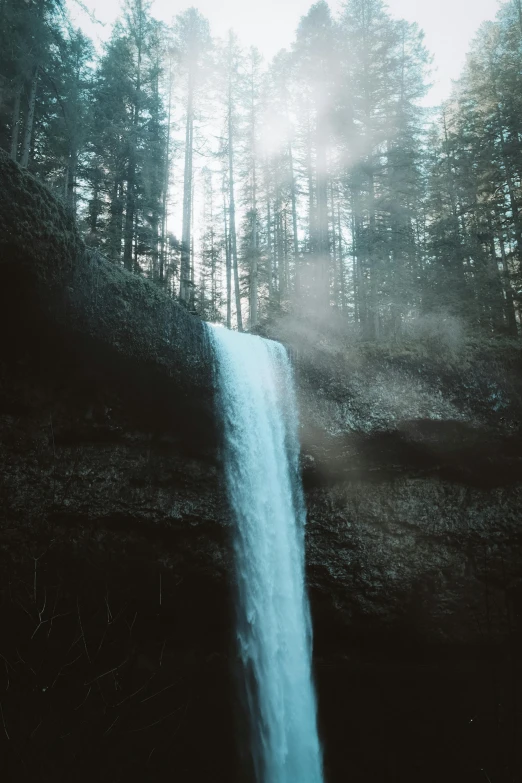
xmin=1 ymin=0 xmax=521 ymax=339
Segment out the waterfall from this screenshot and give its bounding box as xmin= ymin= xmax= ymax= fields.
xmin=207 ymin=325 xmax=323 ymax=783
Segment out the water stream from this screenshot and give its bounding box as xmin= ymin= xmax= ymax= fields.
xmin=207 ymin=325 xmax=323 ymax=783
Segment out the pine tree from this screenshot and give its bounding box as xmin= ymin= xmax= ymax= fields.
xmin=175 ymin=8 xmax=211 ymax=308
xmin=292 ymin=1 xmax=339 ymax=310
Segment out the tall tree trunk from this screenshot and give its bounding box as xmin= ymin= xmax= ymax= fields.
xmin=306 ymin=98 xmax=315 ymax=257
xmin=123 ymin=35 xmax=141 ymax=272
xmin=485 ymin=223 xmax=512 ymax=332
xmin=351 ymin=204 xmax=358 ymax=323
xmin=223 ymin=188 xmax=231 ymax=329
xmin=89 ymin=174 xmax=102 ymax=239
xmin=228 ymin=82 xmax=243 ymax=331
xmin=250 ymin=164 xmax=258 ymax=329
xmin=190 ymin=178 xmax=195 ymax=307
xmin=495 ymin=103 xmax=522 ymax=266
xmin=315 ymin=111 xmax=330 ymax=307
xmin=442 ymin=110 xmax=468 ymax=295
xmin=134 ymin=211 xmax=139 ymax=271
xmin=266 ymin=185 xmax=274 ymax=306
xmin=367 ymin=168 xmax=380 ymax=339
xmin=109 ymin=180 xmax=124 ymax=262
xmin=288 ymin=140 xmax=299 ymax=296
xmin=330 ymin=179 xmax=338 ymax=307
xmin=160 ymin=59 xmax=173 ymax=285
xmin=66 ymin=144 xmax=77 ymax=211
xmin=496 ymin=211 xmax=519 ymax=335
xmin=337 ymin=201 xmax=346 ymax=313
xmin=20 ymin=66 xmax=38 ymax=169
xmin=352 ymin=186 xmax=367 ymax=333
xmin=276 ymin=178 xmax=285 ymax=301
xmin=283 ymin=207 xmax=289 ymax=298
xmin=248 ymin=63 xmax=259 ymax=329
xmin=210 ymin=221 xmax=216 ymax=316
xmin=180 ymin=73 xmax=194 ymax=304
xmin=123 ymin=153 xmax=136 ymax=270
xmin=149 ymin=59 xmax=162 ymax=283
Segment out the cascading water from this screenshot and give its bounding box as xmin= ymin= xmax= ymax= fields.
xmin=207 ymin=324 xmax=323 ymax=783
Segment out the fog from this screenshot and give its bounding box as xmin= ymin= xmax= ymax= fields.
xmin=70 ymin=0 xmax=502 ymax=105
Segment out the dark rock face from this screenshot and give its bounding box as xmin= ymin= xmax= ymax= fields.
xmin=0 ymin=151 xmax=235 ymax=782
xmin=256 ymin=315 xmax=522 ymax=645
xmin=0 ymin=149 xmax=214 ymax=437
xmin=1 ymin=153 xmax=522 ymax=782
xmin=264 ymin=317 xmax=522 ymax=783
xmin=0 ymin=340 xmax=237 ymax=782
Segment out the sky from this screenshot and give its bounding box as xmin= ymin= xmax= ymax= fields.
xmin=70 ymin=0 xmax=503 ymax=105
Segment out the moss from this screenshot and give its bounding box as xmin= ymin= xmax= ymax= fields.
xmin=0 ymin=149 xmax=213 ymax=428
xmin=0 ymin=151 xmax=81 ymax=277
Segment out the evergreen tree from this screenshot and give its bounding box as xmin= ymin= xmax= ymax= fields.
xmin=0 ymin=0 xmax=519 ymax=336
xmin=175 ymin=7 xmax=211 ymax=308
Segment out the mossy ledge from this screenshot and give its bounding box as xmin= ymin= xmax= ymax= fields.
xmin=0 ymin=149 xmax=213 ymax=445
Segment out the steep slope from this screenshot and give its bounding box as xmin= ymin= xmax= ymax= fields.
xmin=1 ymin=151 xmax=521 ymax=782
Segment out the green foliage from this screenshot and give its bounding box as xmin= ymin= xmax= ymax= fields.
xmin=0 ymin=0 xmax=520 ymax=337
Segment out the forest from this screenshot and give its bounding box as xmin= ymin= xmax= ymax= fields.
xmin=1 ymin=0 xmax=522 ymax=338
xmin=1 ymin=2 xmax=522 ymax=782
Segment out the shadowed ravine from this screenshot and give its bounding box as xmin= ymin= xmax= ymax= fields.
xmin=208 ymin=325 xmax=323 ymax=783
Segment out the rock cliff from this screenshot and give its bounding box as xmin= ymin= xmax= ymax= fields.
xmin=1 ymin=150 xmax=521 ymax=782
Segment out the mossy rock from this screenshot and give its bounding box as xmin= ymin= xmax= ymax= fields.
xmin=0 ymin=149 xmax=214 ymax=439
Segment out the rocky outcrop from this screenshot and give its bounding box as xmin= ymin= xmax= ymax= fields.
xmin=1 ymin=153 xmax=521 ymax=782
xmin=263 ymin=318 xmax=522 ymax=783
xmin=0 ymin=150 xmax=232 ymax=782
xmin=0 ymin=149 xmax=214 ymax=442
xmin=257 ymin=315 xmax=522 ymax=649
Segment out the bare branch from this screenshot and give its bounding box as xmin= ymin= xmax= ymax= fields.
xmin=126 ymin=707 xmax=181 ymax=734
xmin=74 ymin=685 xmax=92 ymax=711
xmin=52 ymin=653 xmax=83 ymax=688
xmin=95 ymin=628 xmax=107 ymax=659
xmin=0 ymin=702 xmax=9 ymax=740
xmin=84 ymin=658 xmax=129 ymax=687
xmin=76 ymin=597 xmax=91 ymax=663
xmin=114 ymin=674 xmax=155 ymax=708
xmin=29 ymin=718 xmax=42 ymax=739
xmin=103 ymin=715 xmax=120 ymax=736
xmin=140 ymin=681 xmax=176 ymax=705
xmin=125 ymin=612 xmax=138 ymax=634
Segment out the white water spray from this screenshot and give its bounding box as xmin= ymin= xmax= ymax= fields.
xmin=207 ymin=325 xmax=323 ymax=783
